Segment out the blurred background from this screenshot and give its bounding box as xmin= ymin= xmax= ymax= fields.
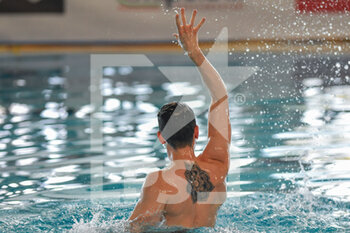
xmin=0 ymin=1 xmax=350 ymax=232
xmin=0 ymin=0 xmax=350 ymax=42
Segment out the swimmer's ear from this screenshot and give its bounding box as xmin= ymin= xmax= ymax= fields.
xmin=157 ymin=131 xmax=166 ymax=144
xmin=194 ymin=125 xmax=199 ymax=139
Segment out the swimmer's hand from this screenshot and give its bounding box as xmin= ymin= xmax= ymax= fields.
xmin=173 ymin=8 xmax=206 ymax=66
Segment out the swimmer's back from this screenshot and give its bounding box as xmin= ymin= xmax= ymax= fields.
xmin=159 ymin=156 xmax=227 ymax=228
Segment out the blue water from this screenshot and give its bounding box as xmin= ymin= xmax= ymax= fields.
xmin=0 ymin=53 xmax=350 ymax=232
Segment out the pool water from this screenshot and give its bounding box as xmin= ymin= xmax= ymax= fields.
xmin=0 ymin=52 xmax=349 ymax=232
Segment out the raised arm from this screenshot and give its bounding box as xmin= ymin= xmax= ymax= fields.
xmin=174 ymin=8 xmax=231 ymax=175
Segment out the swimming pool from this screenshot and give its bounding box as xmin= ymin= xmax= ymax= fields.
xmin=0 ymin=52 xmax=349 ymax=232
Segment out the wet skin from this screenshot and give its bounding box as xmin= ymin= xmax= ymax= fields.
xmin=128 ymin=8 xmax=231 ymax=232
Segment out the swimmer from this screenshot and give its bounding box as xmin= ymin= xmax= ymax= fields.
xmin=128 ymin=8 xmax=231 ymax=232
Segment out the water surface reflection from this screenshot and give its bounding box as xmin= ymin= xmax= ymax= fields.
xmin=0 ymin=53 xmax=349 ymax=210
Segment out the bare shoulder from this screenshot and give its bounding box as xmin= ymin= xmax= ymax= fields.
xmin=143 ymin=170 xmax=163 ymax=189
xmin=140 ymin=171 xmax=171 ymax=204
xmin=145 ymin=169 xmax=175 ymax=192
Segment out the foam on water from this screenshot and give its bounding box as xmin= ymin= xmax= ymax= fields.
xmin=0 ymin=191 xmax=348 ymax=233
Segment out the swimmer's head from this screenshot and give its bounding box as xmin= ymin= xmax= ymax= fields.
xmin=157 ymin=102 xmax=198 ymax=150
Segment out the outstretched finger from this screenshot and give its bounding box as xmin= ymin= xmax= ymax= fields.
xmin=190 ymin=9 xmax=197 ymax=27
xmin=194 ymin=17 xmax=206 ymax=32
xmin=175 ymin=14 xmax=181 ymax=30
xmin=180 ymin=8 xmax=187 ymax=26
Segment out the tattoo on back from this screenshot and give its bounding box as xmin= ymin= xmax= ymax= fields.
xmin=184 ymin=164 xmax=215 ymax=203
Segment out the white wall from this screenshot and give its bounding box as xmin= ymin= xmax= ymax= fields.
xmin=0 ymin=0 xmax=349 ymax=43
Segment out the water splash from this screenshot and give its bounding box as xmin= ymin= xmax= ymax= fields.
xmin=0 ymin=193 xmax=348 ymax=233
xmin=70 ymin=213 xmax=128 ymax=233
